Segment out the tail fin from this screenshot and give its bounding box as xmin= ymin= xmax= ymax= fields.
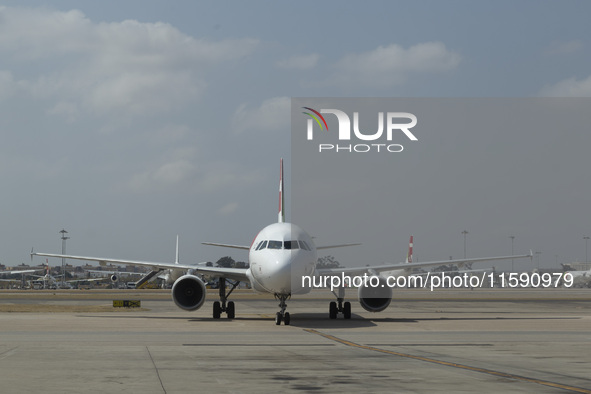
xmin=406 ymin=235 xmax=413 ymax=263
xmin=278 ymin=158 xmax=285 ymax=223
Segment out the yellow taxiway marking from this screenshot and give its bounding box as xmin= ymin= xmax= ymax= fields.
xmin=305 ymin=329 xmax=591 ymax=394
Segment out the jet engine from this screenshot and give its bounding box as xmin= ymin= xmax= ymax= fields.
xmin=358 ymin=274 xmax=392 ymax=312
xmin=172 ymin=275 xmax=207 ymax=311
xmin=110 ymin=274 xmax=118 ymax=283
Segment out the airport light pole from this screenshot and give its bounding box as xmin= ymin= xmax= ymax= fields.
xmin=462 ymin=230 xmax=469 ymax=259
xmin=584 ymin=236 xmax=589 ymax=263
xmin=60 ymin=229 xmax=69 ymax=288
xmin=509 ymin=235 xmax=515 ymax=272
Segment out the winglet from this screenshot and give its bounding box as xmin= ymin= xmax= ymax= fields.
xmin=278 ymin=158 xmax=285 ymax=223
xmin=30 ymin=247 xmax=34 ymax=262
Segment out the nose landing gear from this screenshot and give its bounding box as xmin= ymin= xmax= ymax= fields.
xmin=274 ymin=293 xmax=291 ymax=325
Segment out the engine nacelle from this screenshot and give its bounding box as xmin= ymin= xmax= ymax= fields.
xmin=172 ymin=275 xmax=207 ymax=311
xmin=110 ymin=274 xmax=118 ymax=283
xmin=358 ymin=275 xmax=392 ymax=312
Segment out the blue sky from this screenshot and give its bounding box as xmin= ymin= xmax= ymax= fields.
xmin=0 ymin=1 xmax=590 ymax=269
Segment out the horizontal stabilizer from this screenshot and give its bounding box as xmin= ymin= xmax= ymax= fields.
xmin=317 ymin=243 xmax=361 ymax=250
xmin=201 ymin=242 xmax=251 ymax=250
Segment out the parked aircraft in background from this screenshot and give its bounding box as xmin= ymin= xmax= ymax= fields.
xmin=29 ymin=263 xmax=105 ymax=289
xmin=32 ymin=159 xmax=532 ymax=325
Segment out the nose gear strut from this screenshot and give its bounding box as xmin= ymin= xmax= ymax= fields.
xmin=274 ymin=293 xmax=291 ymax=325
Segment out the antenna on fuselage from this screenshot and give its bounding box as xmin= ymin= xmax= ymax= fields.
xmin=278 ymin=158 xmax=285 ymax=223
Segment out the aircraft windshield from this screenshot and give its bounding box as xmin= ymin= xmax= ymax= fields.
xmin=255 ymin=240 xmax=311 ymax=250
xmin=267 ymin=240 xmax=283 ymax=249
xmin=283 ymin=241 xmax=299 ymax=249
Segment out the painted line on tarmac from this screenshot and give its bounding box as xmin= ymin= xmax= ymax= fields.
xmin=0 ymin=347 xmax=18 ymax=360
xmin=305 ymin=329 xmax=591 ymax=394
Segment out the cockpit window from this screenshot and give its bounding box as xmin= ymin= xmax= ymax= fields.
xmin=299 ymin=241 xmax=311 ymax=251
xmin=267 ymin=240 xmax=283 ymax=249
xmin=255 ymin=240 xmax=267 ymax=250
xmin=284 ymin=240 xmax=299 ymax=249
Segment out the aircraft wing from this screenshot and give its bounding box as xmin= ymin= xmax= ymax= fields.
xmin=31 ymin=252 xmax=249 ymax=283
xmin=1 ymin=269 xmax=39 ymax=275
xmin=317 ymin=253 xmax=533 ymax=276
xmin=85 ymin=269 xmax=146 ymax=276
xmin=67 ymin=278 xmax=107 ymax=283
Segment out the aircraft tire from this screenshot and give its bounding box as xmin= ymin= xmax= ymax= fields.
xmin=227 ymin=301 xmax=235 ymax=319
xmin=329 ymin=301 xmax=337 ymax=319
xmin=344 ymin=302 xmax=351 ymax=319
xmin=213 ymin=301 xmax=221 ymax=319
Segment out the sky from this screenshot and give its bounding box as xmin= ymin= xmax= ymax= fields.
xmin=1 ymin=1 xmax=590 ymax=270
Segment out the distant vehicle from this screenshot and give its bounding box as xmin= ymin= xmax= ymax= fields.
xmin=126 ymin=282 xmax=137 ymax=289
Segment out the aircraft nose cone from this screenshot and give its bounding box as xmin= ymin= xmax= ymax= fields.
xmin=260 ymin=250 xmax=312 ymax=294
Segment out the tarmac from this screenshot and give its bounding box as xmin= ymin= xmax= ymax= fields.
xmin=0 ymin=288 xmax=590 ymax=393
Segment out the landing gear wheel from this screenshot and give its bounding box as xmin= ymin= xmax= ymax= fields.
xmin=283 ymin=312 xmax=291 ymax=325
xmin=227 ymin=301 xmax=235 ymax=319
xmin=329 ymin=301 xmax=338 ymax=319
xmin=213 ymin=301 xmax=221 ymax=319
xmin=343 ymin=302 xmax=351 ymax=319
xmin=275 ymin=312 xmax=283 ymax=325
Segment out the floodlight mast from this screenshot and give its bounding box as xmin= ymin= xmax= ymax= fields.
xmin=60 ymin=229 xmax=69 ymax=288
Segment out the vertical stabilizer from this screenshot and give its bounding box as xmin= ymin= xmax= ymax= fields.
xmin=278 ymin=158 xmax=285 ymax=223
xmin=406 ymin=235 xmax=413 ymax=263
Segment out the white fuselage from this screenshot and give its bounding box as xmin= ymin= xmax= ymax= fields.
xmin=246 ymin=222 xmax=317 ymax=295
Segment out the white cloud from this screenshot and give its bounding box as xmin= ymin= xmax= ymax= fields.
xmin=128 ymin=149 xmax=264 ymax=194
xmin=218 ymin=202 xmax=238 ymax=215
xmin=276 ymin=54 xmax=319 ymax=70
xmin=544 ymin=40 xmax=583 ymax=56
xmin=0 ymin=6 xmax=258 ymax=119
xmin=539 ymin=75 xmax=591 ymax=97
xmin=232 ymin=96 xmax=290 ymax=133
xmin=0 ymin=70 xmax=16 ymax=101
xmin=330 ymin=42 xmax=460 ymax=88
xmin=46 ymin=101 xmax=79 ymax=123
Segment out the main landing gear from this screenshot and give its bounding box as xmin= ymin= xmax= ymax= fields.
xmin=274 ymin=294 xmax=291 ymax=325
xmin=213 ymin=277 xmax=240 ymax=319
xmin=329 ymin=287 xmax=352 ymax=319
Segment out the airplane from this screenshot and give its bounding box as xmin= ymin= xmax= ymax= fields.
xmin=560 ymin=262 xmax=591 ymax=279
xmin=30 ymin=263 xmax=105 ymax=289
xmin=0 ymin=267 xmax=47 ymax=288
xmin=32 ymin=159 xmax=532 ymax=325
